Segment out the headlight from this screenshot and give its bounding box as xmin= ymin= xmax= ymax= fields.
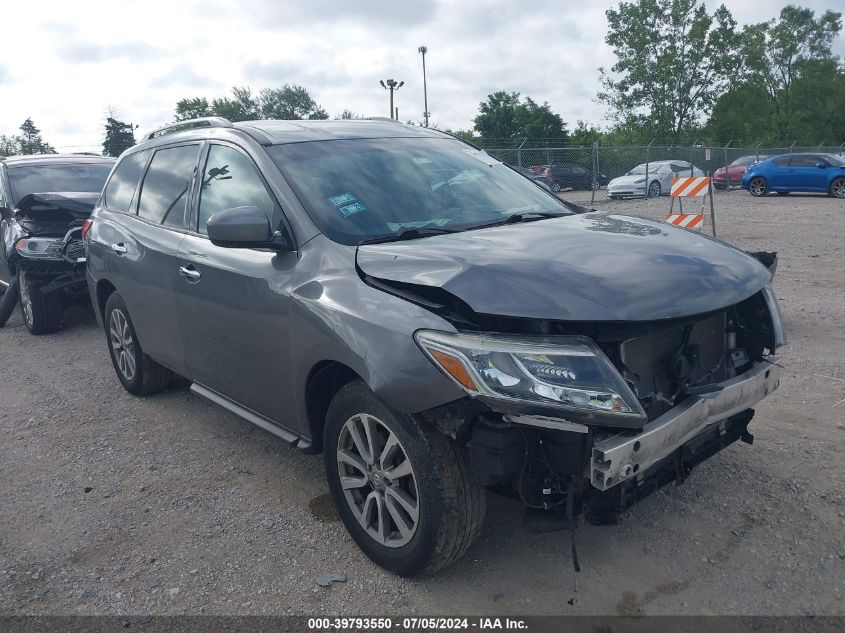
xmin=415 ymin=330 xmax=646 ymax=421
xmin=15 ymin=237 xmax=64 ymax=259
xmin=762 ymin=284 xmax=787 ymax=349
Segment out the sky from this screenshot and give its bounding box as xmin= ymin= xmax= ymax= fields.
xmin=0 ymin=0 xmax=842 ymax=153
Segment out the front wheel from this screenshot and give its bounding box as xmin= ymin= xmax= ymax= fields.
xmin=749 ymin=176 xmax=768 ymax=197
xmin=104 ymin=292 xmax=172 ymax=396
xmin=550 ymin=181 xmax=562 ymax=193
xmin=324 ymin=380 xmax=486 ymax=576
xmin=830 ymin=177 xmax=845 ymax=198
xmin=647 ymin=180 xmax=661 ymax=197
xmin=18 ymin=269 xmax=63 ymax=335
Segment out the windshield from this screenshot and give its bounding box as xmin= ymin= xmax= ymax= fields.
xmin=268 ymin=138 xmax=571 ymax=245
xmin=7 ymin=162 xmax=113 ymax=206
xmin=626 ymin=163 xmax=658 ymax=175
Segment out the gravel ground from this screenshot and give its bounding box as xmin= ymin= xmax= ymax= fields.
xmin=0 ymin=189 xmax=843 ymax=616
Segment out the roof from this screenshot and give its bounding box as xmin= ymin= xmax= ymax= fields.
xmin=1 ymin=154 xmax=115 ymax=166
xmin=234 ymin=119 xmax=449 ymax=145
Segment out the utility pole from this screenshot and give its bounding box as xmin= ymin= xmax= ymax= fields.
xmin=418 ymin=46 xmax=430 ymax=127
xmin=379 ymin=79 xmax=404 ymax=120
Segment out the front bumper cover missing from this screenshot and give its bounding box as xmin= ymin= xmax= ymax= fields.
xmin=591 ymin=360 xmax=780 ymax=491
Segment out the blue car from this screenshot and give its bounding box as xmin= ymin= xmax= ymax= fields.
xmin=742 ymin=153 xmax=845 ymax=198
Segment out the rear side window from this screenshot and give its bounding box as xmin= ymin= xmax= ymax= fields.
xmin=772 ymin=156 xmax=790 ymax=167
xmin=103 ymin=150 xmax=150 ymax=213
xmin=197 ymin=144 xmax=280 ymax=235
xmin=137 ymin=144 xmax=199 ymax=227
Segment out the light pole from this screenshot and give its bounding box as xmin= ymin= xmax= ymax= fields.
xmin=379 ymin=79 xmax=404 ymax=120
xmin=418 ymin=46 xmax=429 ymax=127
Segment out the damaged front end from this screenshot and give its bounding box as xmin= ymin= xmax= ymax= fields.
xmin=400 ymin=258 xmax=785 ymax=529
xmin=4 ymin=192 xmax=96 ymax=294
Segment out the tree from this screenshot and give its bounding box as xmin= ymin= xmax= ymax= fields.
xmin=0 ymin=135 xmax=22 ymax=157
xmin=18 ymin=118 xmax=55 ymax=154
xmin=739 ymin=5 xmax=842 ymax=139
xmin=175 ymin=97 xmax=211 ymax=121
xmin=335 ymin=109 xmax=361 ymax=120
xmin=705 ymin=82 xmax=777 ymax=143
xmin=569 ymin=120 xmax=605 ymax=146
xmin=258 ymin=85 xmax=328 ymax=120
xmin=102 ymin=114 xmax=136 ymax=157
xmin=211 ymin=86 xmax=260 ymax=122
xmin=472 ymin=92 xmax=568 ymax=146
xmin=599 ymin=0 xmax=740 ymax=144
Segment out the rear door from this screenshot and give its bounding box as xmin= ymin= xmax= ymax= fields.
xmin=93 ymin=143 xmax=201 ymax=375
xmin=175 ymin=141 xmax=298 ymax=423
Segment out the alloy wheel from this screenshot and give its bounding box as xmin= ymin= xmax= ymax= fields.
xmin=749 ymin=177 xmax=767 ymax=196
xmin=336 ymin=413 xmax=419 ymax=548
xmin=18 ymin=271 xmax=33 ymax=327
xmin=831 ymin=177 xmax=845 ymax=198
xmin=648 ymin=181 xmax=661 ymax=197
xmin=109 ymin=308 xmax=136 ymax=381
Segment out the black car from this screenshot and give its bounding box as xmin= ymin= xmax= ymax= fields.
xmin=540 ymin=163 xmax=609 ymax=192
xmin=0 ymin=154 xmax=114 ymax=333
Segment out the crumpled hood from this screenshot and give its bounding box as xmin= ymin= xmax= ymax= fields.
xmin=15 ymin=192 xmax=99 ymax=221
xmin=356 ymin=213 xmax=773 ymax=322
xmin=608 ymin=175 xmax=647 ymax=187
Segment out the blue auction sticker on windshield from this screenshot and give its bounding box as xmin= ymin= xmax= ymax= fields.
xmin=329 ymin=192 xmax=367 ymax=217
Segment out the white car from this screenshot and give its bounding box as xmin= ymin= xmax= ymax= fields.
xmin=607 ymin=160 xmax=705 ymax=199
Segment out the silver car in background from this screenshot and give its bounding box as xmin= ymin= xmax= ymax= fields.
xmin=607 ymin=160 xmax=705 ymax=198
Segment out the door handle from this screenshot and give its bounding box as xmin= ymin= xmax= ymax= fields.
xmin=179 ymin=265 xmax=201 ymax=282
xmin=111 ymin=243 xmax=127 ymax=254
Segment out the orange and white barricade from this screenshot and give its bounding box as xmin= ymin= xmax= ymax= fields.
xmin=667 ymin=176 xmax=716 ymax=235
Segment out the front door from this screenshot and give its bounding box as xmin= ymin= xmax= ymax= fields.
xmin=176 ymin=142 xmax=298 ymax=424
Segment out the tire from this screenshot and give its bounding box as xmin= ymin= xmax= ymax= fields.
xmin=18 ymin=269 xmax=63 ymax=335
xmin=714 ymin=183 xmax=727 ymax=191
xmin=104 ymin=292 xmax=172 ymax=396
xmin=647 ymin=180 xmax=661 ymax=197
xmin=324 ymin=380 xmax=486 ymax=576
xmin=0 ymin=277 xmax=19 ymax=327
xmin=550 ymin=181 xmax=562 ymax=193
xmin=748 ymin=176 xmax=768 ymax=197
xmin=830 ymin=177 xmax=845 ymax=198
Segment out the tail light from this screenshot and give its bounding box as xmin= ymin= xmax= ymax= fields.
xmin=81 ymin=219 xmax=93 ymax=241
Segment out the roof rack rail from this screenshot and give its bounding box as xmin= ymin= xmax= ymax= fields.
xmin=362 ymin=117 xmax=403 ymax=123
xmin=146 ymin=117 xmax=234 ymax=140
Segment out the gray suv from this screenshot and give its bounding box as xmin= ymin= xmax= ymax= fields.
xmin=86 ymin=117 xmax=785 ymax=576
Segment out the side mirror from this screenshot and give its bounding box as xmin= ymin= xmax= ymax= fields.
xmin=816 ymin=162 xmax=827 ymax=169
xmin=207 ymin=206 xmax=292 ymax=251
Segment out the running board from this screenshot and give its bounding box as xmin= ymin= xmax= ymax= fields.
xmin=190 ymin=382 xmax=311 ymax=450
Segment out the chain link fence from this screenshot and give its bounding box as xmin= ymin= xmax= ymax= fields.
xmin=481 ymin=141 xmax=845 ymax=206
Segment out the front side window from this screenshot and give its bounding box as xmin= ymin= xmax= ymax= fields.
xmin=789 ymin=155 xmax=819 ymax=168
xmin=268 ymin=138 xmax=571 ymax=245
xmin=7 ymin=162 xmax=113 ymax=207
xmin=137 ymin=145 xmax=199 ymax=227
xmin=103 ymin=150 xmax=150 ymax=213
xmin=198 ymin=145 xmax=280 ymax=235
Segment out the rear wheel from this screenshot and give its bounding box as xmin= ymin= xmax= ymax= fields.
xmin=104 ymin=292 xmax=171 ymax=396
xmin=830 ymin=177 xmax=845 ymax=198
xmin=647 ymin=180 xmax=661 ymax=197
xmin=324 ymin=380 xmax=486 ymax=576
xmin=18 ymin=269 xmax=63 ymax=335
xmin=749 ymin=176 xmax=768 ymax=196
xmin=550 ymin=181 xmax=562 ymax=193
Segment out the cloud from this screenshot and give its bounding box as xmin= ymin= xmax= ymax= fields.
xmin=0 ymin=64 xmax=10 ymax=84
xmin=149 ymin=65 xmax=225 ymax=91
xmin=58 ymin=41 xmax=162 ymax=63
xmin=245 ymin=0 xmax=437 ymax=28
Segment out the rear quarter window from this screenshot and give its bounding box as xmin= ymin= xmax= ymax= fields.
xmin=103 ymin=150 xmax=150 ymax=213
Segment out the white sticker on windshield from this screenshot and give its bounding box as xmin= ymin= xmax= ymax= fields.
xmin=462 ymin=149 xmax=502 ymax=167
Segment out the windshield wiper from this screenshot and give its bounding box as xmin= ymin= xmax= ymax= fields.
xmin=358 ymin=226 xmax=460 ymax=245
xmin=476 ymin=211 xmax=568 ymax=229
